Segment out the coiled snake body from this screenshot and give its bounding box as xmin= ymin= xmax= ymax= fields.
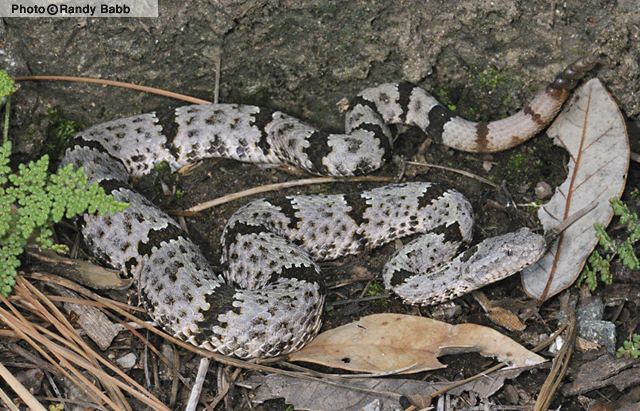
xmin=62 ymin=58 xmax=593 ymax=358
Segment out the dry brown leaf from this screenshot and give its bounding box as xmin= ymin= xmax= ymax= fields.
xmin=521 ymin=79 xmax=629 ymax=301
xmin=473 ymin=291 xmax=526 ymax=332
xmin=288 ymin=314 xmax=545 ymax=373
xmin=485 ymin=306 xmax=526 ymax=332
xmin=246 ymin=367 xmax=535 ymax=411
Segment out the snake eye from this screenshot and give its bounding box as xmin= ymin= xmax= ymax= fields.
xmin=506 ymin=248 xmax=512 ymax=256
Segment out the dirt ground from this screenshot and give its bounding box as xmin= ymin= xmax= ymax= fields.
xmin=1 ymin=0 xmax=639 ymax=410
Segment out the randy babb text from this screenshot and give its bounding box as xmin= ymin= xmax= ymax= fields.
xmin=10 ymin=3 xmax=131 ymax=16
xmin=1 ymin=1 xmax=158 ymax=17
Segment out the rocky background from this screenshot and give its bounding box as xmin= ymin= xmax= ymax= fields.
xmin=1 ymin=2 xmax=639 ymax=408
xmin=0 ymin=0 xmax=638 ymax=155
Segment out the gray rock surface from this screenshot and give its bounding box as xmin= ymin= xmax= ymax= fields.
xmin=1 ymin=1 xmax=638 ymax=155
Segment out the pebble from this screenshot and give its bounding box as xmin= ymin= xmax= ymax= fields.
xmin=549 ymin=335 xmax=565 ymax=354
xmin=430 ymin=301 xmax=462 ymax=321
xmin=116 ymin=353 xmax=137 ymax=370
xmin=577 ymin=298 xmax=617 ymax=354
xmin=503 ymin=384 xmax=520 ymax=404
xmin=535 ymin=181 xmax=553 ymax=200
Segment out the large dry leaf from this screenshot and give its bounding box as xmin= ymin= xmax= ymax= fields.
xmin=522 ymin=79 xmax=629 ymax=300
xmin=289 ymin=314 xmax=545 ymax=373
xmin=246 ymin=367 xmax=535 ymax=411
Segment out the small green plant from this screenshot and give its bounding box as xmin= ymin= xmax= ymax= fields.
xmin=578 ymin=198 xmax=640 ymax=291
xmin=0 ymin=69 xmax=127 ymax=297
xmin=1 ymin=70 xmax=16 ymax=144
xmin=476 ymin=66 xmax=508 ymax=91
xmin=0 ymin=141 xmax=128 ymax=296
xmin=508 ymin=152 xmax=526 ymax=169
xmin=0 ymin=71 xmax=16 ymax=101
xmin=435 ymin=88 xmax=457 ymax=112
xmin=45 ymin=108 xmax=82 ymax=158
xmin=617 ymin=334 xmax=640 ymax=359
xmin=48 ymin=403 xmax=64 ymax=411
xmin=365 ymin=281 xmax=385 ymax=297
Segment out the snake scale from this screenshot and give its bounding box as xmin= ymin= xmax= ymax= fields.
xmin=62 ymin=57 xmax=594 ymax=358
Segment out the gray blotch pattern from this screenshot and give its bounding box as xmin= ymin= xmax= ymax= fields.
xmin=58 ymin=60 xmax=594 ymax=357
xmin=173 ymin=104 xmax=280 ymax=166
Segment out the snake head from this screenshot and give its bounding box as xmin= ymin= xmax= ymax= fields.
xmin=461 ymin=227 xmax=547 ymax=280
xmin=498 ymin=227 xmax=547 ymax=267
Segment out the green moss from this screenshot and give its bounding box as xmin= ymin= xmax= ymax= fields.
xmin=495 ymin=150 xmax=544 ymax=186
xmin=48 ymin=108 xmax=81 ymax=141
xmin=435 ymin=88 xmax=458 ymax=112
xmin=152 ymin=160 xmax=172 ymax=175
xmin=508 ymin=152 xmax=526 ymax=170
xmin=45 ymin=108 xmax=82 ymax=158
xmin=475 ymin=66 xmax=509 ymax=92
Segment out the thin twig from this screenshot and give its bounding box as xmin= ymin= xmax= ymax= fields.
xmin=16 ymin=279 xmax=133 ymax=410
xmin=281 ymin=361 xmax=419 ymax=378
xmin=544 ymin=201 xmax=598 ymax=245
xmin=2 ymin=95 xmax=10 ymax=144
xmin=328 ymin=276 xmax=374 ymax=290
xmin=35 ymin=294 xmax=145 ymax=312
xmin=5 ymin=279 xmax=168 ymax=410
xmin=0 ymin=361 xmax=46 ymax=411
xmin=143 ymin=338 xmax=152 ymax=388
xmin=0 ymin=386 xmax=20 ymax=411
xmin=37 ymin=397 xmax=106 ymax=411
xmin=44 ymin=371 xmax=62 ymax=399
xmin=25 ymin=271 xmax=404 ymax=398
xmin=0 ymin=298 xmax=117 ymax=409
xmin=185 ymin=358 xmax=210 ymax=411
xmin=213 ymin=51 xmax=221 ymax=105
xmin=174 ymin=176 xmax=393 ymax=215
xmin=406 ymin=160 xmax=499 ymax=188
xmin=8 ymin=343 xmax=63 ymax=379
xmin=169 ymin=344 xmax=181 ymax=409
xmin=14 ymin=75 xmax=211 ymax=105
xmin=207 ymin=367 xmax=242 ymax=410
xmin=533 ymin=297 xmax=576 ymax=411
xmin=329 ymin=293 xmax=390 ymax=307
